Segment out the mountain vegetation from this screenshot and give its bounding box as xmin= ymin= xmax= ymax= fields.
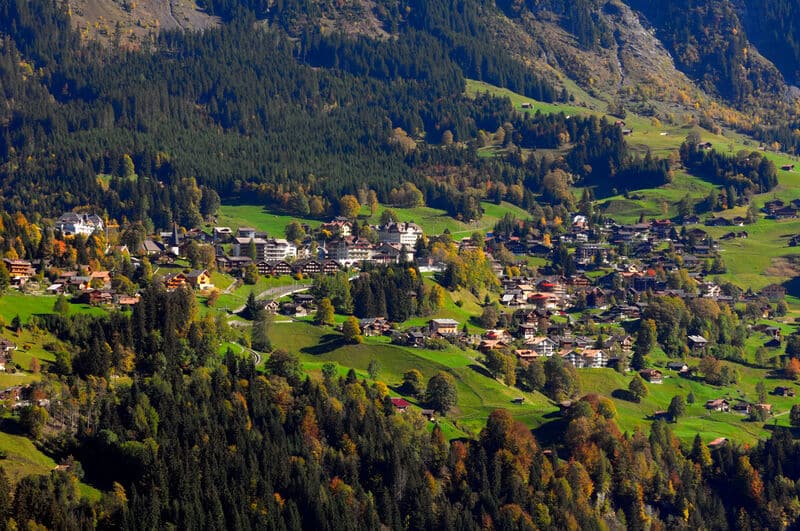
xmin=4 ymin=0 xmax=800 ymax=528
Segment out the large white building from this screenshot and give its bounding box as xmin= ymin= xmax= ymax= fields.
xmin=562 ymin=349 xmax=608 ymax=369
xmin=56 ymin=213 xmax=104 ymax=236
xmin=264 ymin=238 xmax=297 ymax=261
xmin=234 ymin=237 xmax=297 ymax=261
xmin=378 ymin=222 xmax=422 ymax=247
xmin=328 ymin=238 xmax=374 ymax=266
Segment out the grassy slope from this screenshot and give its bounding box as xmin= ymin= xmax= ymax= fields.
xmin=576 ymin=366 xmax=793 ymax=445
xmin=270 ymin=321 xmax=557 ymax=437
xmin=217 ymin=204 xmax=322 ymax=238
xmin=0 ymin=426 xmax=102 ymax=499
xmin=220 ymin=200 xmax=532 ymax=241
xmin=0 ymin=293 xmax=105 ymax=323
xmin=467 ymin=78 xmax=800 ymax=289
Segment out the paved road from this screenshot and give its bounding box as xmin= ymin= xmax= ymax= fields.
xmin=222 ymin=278 xmax=239 ymax=294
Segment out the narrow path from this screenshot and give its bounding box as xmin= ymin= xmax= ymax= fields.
xmin=237 ymin=343 xmax=262 ymax=366
xmin=222 ymin=278 xmax=239 ymax=294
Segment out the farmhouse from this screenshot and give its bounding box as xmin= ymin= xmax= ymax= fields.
xmin=185 ymin=269 xmax=214 ymax=290
xmin=666 ymin=362 xmax=690 ymax=375
xmin=688 ymin=335 xmax=708 ymax=351
xmin=390 ymin=398 xmax=410 ymax=412
xmin=429 ymin=319 xmax=459 ymax=337
xmin=3 ymin=259 xmax=35 ymax=282
xmin=760 ymin=284 xmax=787 ymax=302
xmin=708 ymin=437 xmax=728 ymax=450
xmin=639 ymin=369 xmax=663 ymax=384
xmin=773 ymin=386 xmax=795 ymax=397
xmin=705 ymin=399 xmax=730 ymax=412
xmin=161 ymin=272 xmax=188 ymax=291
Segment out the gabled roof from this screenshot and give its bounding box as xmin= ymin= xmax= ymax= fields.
xmin=390 ymin=398 xmax=410 ymax=408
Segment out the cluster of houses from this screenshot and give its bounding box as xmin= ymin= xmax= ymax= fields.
xmin=319 ymin=219 xmax=422 ymax=267
xmin=489 ymin=216 xmax=726 ymax=270
xmin=138 ymin=221 xmax=423 ymax=275
xmin=762 ymin=198 xmax=800 ymax=220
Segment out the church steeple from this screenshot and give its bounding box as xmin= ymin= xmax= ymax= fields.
xmin=170 ymin=221 xmax=181 ymax=256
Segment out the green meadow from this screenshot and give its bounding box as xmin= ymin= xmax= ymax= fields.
xmin=269 ymin=321 xmax=557 ymax=437
xmin=0 ymin=293 xmax=105 ymax=324
xmin=216 ymin=204 xmax=322 ymax=237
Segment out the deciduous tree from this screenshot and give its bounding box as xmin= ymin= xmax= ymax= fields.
xmin=426 ymin=371 xmax=457 ymax=414
xmin=342 ymin=316 xmax=362 ymax=343
xmin=314 ymin=298 xmax=335 ymax=326
xmin=339 ymin=195 xmax=361 ymax=219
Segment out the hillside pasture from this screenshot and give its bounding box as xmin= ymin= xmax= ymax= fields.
xmin=269 ymin=321 xmax=557 ymax=436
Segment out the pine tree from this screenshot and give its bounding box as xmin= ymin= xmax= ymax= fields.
xmin=53 ymin=294 xmax=70 ymax=315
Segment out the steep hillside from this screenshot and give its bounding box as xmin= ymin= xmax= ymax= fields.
xmin=62 ymin=0 xmax=798 ymax=127
xmin=69 ymin=0 xmax=218 ymax=47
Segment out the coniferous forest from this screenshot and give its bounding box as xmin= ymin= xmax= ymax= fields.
xmin=5 ymin=0 xmax=800 ymax=529
xmin=0 ymin=285 xmax=799 ymax=529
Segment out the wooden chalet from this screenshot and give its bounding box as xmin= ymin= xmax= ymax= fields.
xmin=514 ymin=349 xmax=539 ymax=362
xmin=2 ymin=258 xmax=34 ymax=285
xmin=773 ymin=386 xmax=796 ymax=397
xmin=405 ymin=330 xmax=426 ymax=347
xmin=688 ymin=335 xmax=708 ymax=351
xmin=708 ymin=437 xmax=728 ymax=450
xmin=429 ymin=319 xmax=459 ymax=337
xmin=262 ymin=299 xmax=280 ymax=315
xmin=478 ymin=339 xmax=509 ymax=353
xmin=161 ymin=272 xmax=188 ymax=291
xmin=639 ymin=369 xmax=663 ymax=384
xmin=705 ymin=399 xmax=730 ymax=412
xmin=359 ymin=317 xmax=391 ymax=337
xmin=0 ymin=336 xmax=15 ymax=353
xmin=390 ymin=398 xmax=410 ymax=412
xmin=185 ymin=269 xmax=214 ymax=290
xmin=81 ymin=290 xmax=114 ymax=305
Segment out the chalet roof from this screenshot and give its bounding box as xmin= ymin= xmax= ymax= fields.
xmin=0 ymin=338 xmax=16 ymax=350
xmin=390 ymin=398 xmax=411 ymax=408
xmin=430 ymin=318 xmax=459 ymax=326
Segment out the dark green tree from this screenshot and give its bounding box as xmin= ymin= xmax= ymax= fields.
xmin=426 ymin=371 xmax=457 ymax=414
xmin=53 ymin=294 xmax=70 ymax=315
xmin=667 ymin=395 xmax=686 ymax=422
xmin=628 ymin=374 xmax=648 ymax=402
